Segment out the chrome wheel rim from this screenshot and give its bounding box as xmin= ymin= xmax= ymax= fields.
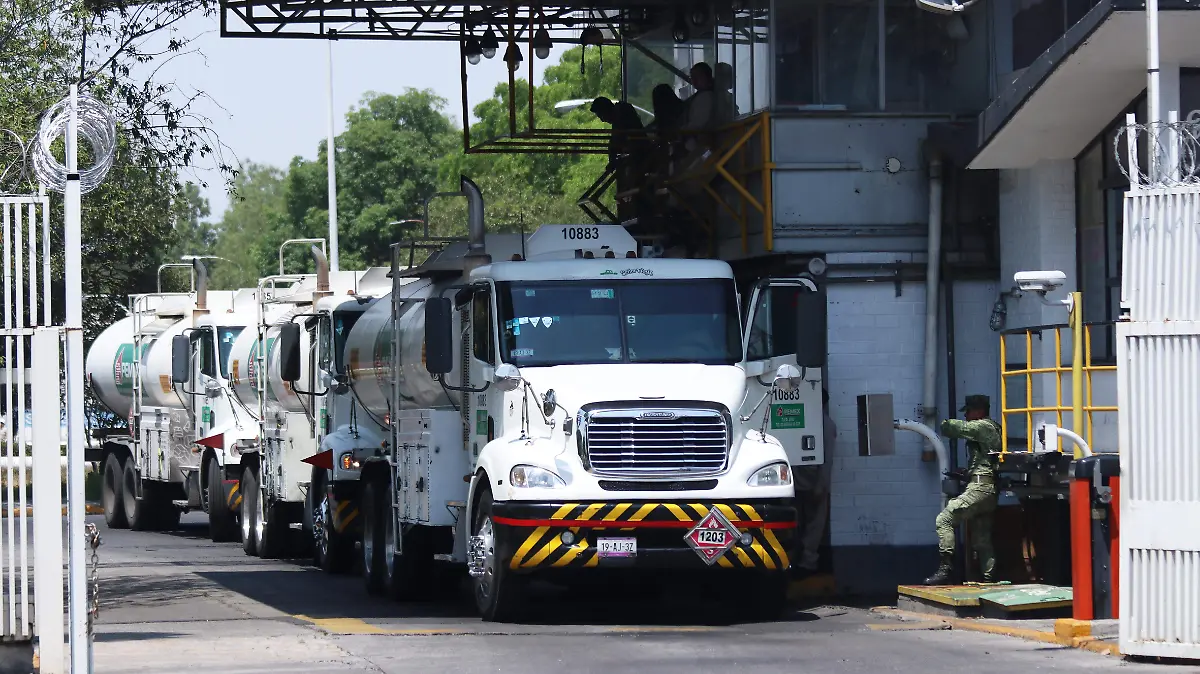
xmin=475 ymin=516 xmax=496 ymax=602
xmin=313 ymin=494 xmax=330 ymax=559
xmin=363 ymin=490 xmax=376 ymax=572
xmin=253 ymin=480 xmax=265 ymax=545
xmin=240 ymin=486 xmax=252 ymax=541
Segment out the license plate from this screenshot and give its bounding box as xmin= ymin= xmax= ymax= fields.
xmin=596 ymin=537 xmax=636 ymax=557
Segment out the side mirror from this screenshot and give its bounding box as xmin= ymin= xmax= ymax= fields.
xmin=542 ymin=388 xmax=558 ymax=418
xmin=171 ymin=334 xmax=190 ymax=385
xmin=795 ymin=290 xmax=827 ymax=369
xmin=493 ymin=363 xmax=523 ymax=392
xmin=204 ymin=381 xmax=223 ymax=398
xmin=773 ymin=363 xmax=802 ymax=392
xmin=278 ymin=322 xmax=301 ymax=382
xmin=424 ymin=297 xmax=454 ymax=375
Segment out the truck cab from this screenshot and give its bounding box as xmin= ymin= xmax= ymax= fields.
xmin=371 ymin=204 xmax=827 ymax=622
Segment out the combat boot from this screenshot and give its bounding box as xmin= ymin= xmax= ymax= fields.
xmin=922 ymin=553 xmax=959 ymax=586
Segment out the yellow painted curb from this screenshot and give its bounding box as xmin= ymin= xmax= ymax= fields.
xmin=1055 ymin=618 xmax=1092 ymax=640
xmin=872 ymin=607 xmax=1121 ymax=656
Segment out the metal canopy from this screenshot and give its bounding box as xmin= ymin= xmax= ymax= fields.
xmin=218 ymin=0 xmax=679 ymax=41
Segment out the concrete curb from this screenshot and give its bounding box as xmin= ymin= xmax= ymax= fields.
xmin=871 ymin=607 xmax=1121 ymax=657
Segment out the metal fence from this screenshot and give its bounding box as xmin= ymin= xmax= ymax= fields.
xmin=1116 ymin=114 xmax=1200 ymax=660
xmin=0 ymin=192 xmax=66 ymax=669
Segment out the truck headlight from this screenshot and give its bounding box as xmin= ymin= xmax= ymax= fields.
xmin=510 ymin=465 xmax=566 ymax=489
xmin=339 ymin=452 xmax=361 ymax=471
xmin=747 ymin=462 xmax=791 ymax=487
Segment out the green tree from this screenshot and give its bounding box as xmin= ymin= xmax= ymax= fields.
xmin=169 ymin=182 xmax=215 ymax=261
xmin=209 ymin=161 xmax=292 ymax=289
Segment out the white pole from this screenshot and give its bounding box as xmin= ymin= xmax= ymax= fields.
xmin=326 ymin=38 xmax=340 ymax=272
xmin=63 ymin=83 xmax=90 ymax=672
xmin=1146 ymin=0 xmax=1161 ymax=182
xmin=31 ymin=328 xmax=64 ymax=674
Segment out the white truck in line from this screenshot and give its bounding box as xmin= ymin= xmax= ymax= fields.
xmin=86 ymin=261 xmax=270 ymax=537
xmin=210 ymin=245 xmax=392 ymax=559
xmin=275 ymin=176 xmax=828 ymax=621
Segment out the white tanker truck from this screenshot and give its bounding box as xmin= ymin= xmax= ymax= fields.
xmin=86 ymin=261 xmax=268 ymax=535
xmin=276 ymin=177 xmax=828 ymax=622
xmin=228 ymin=245 xmax=392 ymax=559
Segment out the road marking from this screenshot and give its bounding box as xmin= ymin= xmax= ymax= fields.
xmin=866 ymin=622 xmax=950 ymax=631
xmin=293 ymin=615 xmax=467 ymax=636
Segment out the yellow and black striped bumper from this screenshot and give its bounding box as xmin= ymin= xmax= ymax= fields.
xmin=493 ymin=501 xmax=795 ymax=571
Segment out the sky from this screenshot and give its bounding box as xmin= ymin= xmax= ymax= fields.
xmin=172 ymin=11 xmax=565 ymax=219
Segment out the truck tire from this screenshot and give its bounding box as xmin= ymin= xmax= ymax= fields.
xmin=102 ymin=453 xmax=128 ymax=529
xmin=385 ymin=516 xmax=432 ymax=602
xmin=206 ymin=455 xmax=239 ymax=542
xmin=240 ymin=463 xmax=260 ymax=556
xmin=256 ymin=497 xmax=286 ymax=559
xmin=471 ymin=490 xmax=526 ymax=622
xmin=122 ymin=457 xmax=154 ymax=531
xmin=311 ymin=473 xmax=354 ymax=574
xmin=361 ymin=478 xmax=387 ymax=596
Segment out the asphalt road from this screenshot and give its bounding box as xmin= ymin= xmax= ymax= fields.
xmin=90 ymin=513 xmax=1192 ymax=673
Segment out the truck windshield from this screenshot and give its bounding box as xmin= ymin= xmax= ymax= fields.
xmin=217 ymin=326 xmax=244 ymax=378
xmin=495 ymin=279 xmax=741 ymax=367
xmin=332 ymin=308 xmax=361 ymax=372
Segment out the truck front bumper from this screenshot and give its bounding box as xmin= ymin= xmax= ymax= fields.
xmin=491 ymin=500 xmax=796 ymax=572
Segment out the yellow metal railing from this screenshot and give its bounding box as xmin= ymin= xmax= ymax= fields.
xmin=662 ymin=111 xmax=775 ymax=255
xmin=999 ymin=321 xmax=1118 ymax=456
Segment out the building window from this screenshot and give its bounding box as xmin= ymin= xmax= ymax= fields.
xmin=774 ymin=0 xmax=878 ymax=111
xmin=1012 ymin=0 xmax=1101 ymax=71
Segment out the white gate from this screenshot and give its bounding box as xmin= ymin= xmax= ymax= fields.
xmin=1117 ymin=114 xmax=1200 ymax=659
xmin=0 ymin=193 xmax=67 ymax=670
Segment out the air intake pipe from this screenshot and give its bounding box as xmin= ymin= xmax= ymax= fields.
xmin=461 ymin=175 xmax=491 ymax=273
xmin=192 ymin=258 xmax=210 ymax=319
xmin=312 ymin=245 xmax=332 ymax=301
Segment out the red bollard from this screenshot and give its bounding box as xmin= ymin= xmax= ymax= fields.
xmin=1070 ymin=477 xmax=1094 ymax=620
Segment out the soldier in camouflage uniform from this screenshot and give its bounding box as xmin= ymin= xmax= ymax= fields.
xmin=923 ymin=394 xmax=1002 ymax=585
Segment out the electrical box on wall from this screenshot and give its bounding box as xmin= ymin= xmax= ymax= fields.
xmin=857 ymin=393 xmax=895 ymax=456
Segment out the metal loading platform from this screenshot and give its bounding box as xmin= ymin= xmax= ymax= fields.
xmin=897 ymin=584 xmax=1073 ymax=620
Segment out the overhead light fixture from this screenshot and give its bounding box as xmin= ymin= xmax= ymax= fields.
xmin=504 ymin=42 xmax=523 ymax=71
xmin=532 ymin=27 xmax=552 ymax=59
xmin=480 ymin=27 xmax=499 ymax=58
xmin=465 ymin=36 xmax=483 ymax=65
xmin=580 ymin=26 xmax=603 ymax=46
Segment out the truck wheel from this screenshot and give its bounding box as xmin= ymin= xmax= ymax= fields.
xmin=102 ymin=453 xmax=128 ymax=529
xmin=240 ymin=463 xmax=260 ymax=556
xmin=256 ymin=497 xmax=286 ymax=559
xmin=472 ymin=490 xmax=526 ymax=622
xmin=385 ymin=516 xmax=432 ymax=602
xmin=122 ymin=457 xmax=154 ymax=531
xmin=361 ymin=478 xmax=387 ymax=596
xmin=206 ymin=455 xmax=239 ymax=542
xmin=311 ymin=474 xmax=354 ymax=574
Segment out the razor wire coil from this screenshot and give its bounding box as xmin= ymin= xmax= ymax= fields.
xmin=31 ymin=91 xmax=118 ymax=194
xmin=1113 ymin=119 xmax=1200 ymax=188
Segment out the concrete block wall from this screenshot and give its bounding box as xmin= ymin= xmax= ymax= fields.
xmin=997 ymin=159 xmax=1120 ymax=452
xmin=824 ymin=274 xmax=998 ymax=593
xmin=995 ymin=159 xmax=1117 ymax=451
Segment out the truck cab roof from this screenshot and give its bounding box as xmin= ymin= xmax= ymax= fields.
xmin=472 ymin=257 xmax=734 ymax=283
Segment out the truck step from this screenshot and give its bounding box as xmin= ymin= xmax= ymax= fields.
xmin=433 ymin=554 xmax=456 ymax=562
xmin=171 ymin=500 xmax=189 ymax=509
xmin=289 ymin=523 xmax=303 ymax=530
xmin=445 ymin=501 xmax=466 ymax=509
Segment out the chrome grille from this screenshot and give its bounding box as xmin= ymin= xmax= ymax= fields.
xmin=584 ymin=408 xmax=730 ymax=476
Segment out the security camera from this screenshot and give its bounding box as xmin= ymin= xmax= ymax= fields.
xmin=1014 ymin=271 xmax=1066 ymax=294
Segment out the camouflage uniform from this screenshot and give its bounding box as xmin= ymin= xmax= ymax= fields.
xmin=924 ymin=395 xmax=1002 ymax=585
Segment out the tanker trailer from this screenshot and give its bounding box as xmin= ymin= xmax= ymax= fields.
xmin=86 ymin=259 xmax=243 ymax=531
xmin=238 ymin=246 xmax=390 ymax=559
